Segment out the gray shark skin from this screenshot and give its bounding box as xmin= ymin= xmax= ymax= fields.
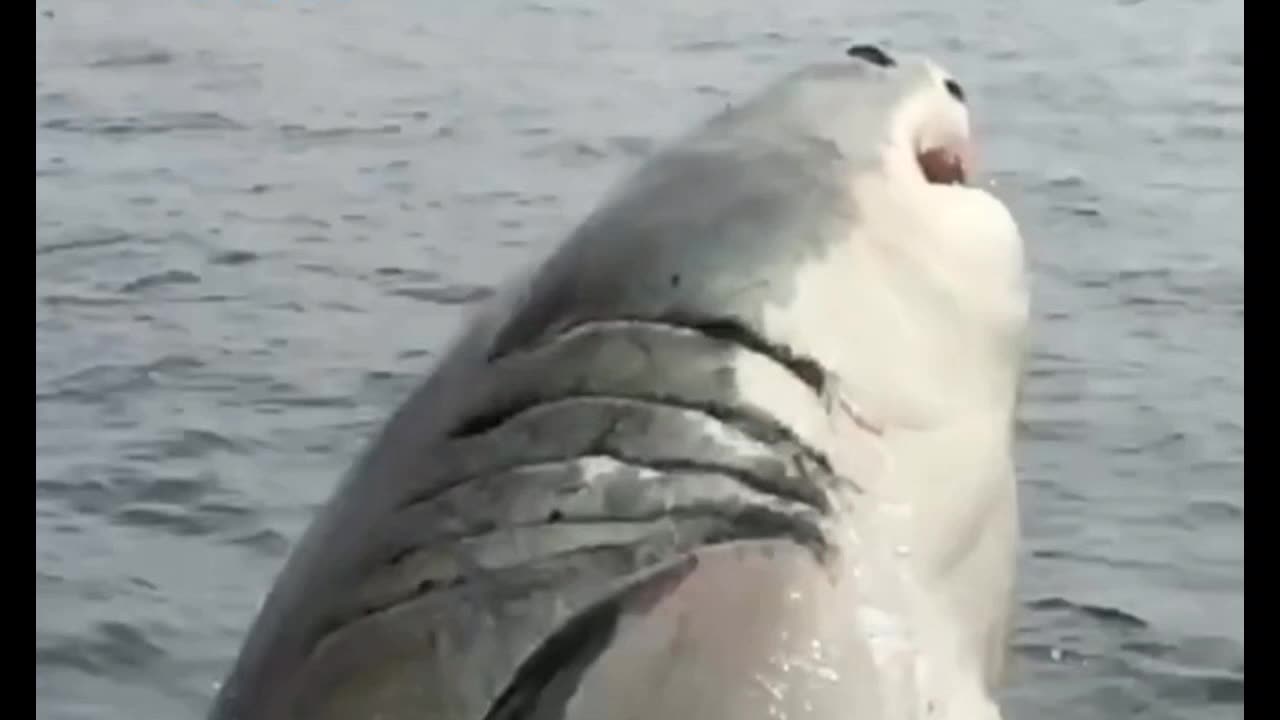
xmin=209 ymin=44 xmax=1029 ymax=720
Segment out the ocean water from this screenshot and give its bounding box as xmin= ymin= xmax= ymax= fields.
xmin=35 ymin=1 xmax=1243 ymax=718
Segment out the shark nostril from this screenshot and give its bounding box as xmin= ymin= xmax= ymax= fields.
xmin=845 ymin=44 xmax=896 ymax=68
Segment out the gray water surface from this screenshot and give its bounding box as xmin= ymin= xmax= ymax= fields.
xmin=35 ymin=1 xmax=1243 ymax=718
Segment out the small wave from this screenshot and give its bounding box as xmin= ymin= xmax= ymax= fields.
xmin=525 ymin=139 xmax=609 ymax=165
xmin=694 ymin=84 xmax=730 ymax=97
xmin=38 ymin=91 xmax=70 ymax=106
xmin=210 ymin=250 xmax=259 ymax=266
xmin=1027 ymin=596 xmax=1149 ymax=630
xmin=1124 ymin=653 xmax=1245 ymax=706
xmin=36 ymin=478 xmax=115 ymax=515
xmin=1186 ymin=498 xmax=1243 ymax=521
xmin=250 ymin=389 xmax=358 ymax=412
xmin=128 ymin=576 xmax=159 ymax=592
xmin=124 ymin=430 xmax=243 ymax=464
xmin=36 ymin=233 xmax=132 ymax=257
xmin=337 ymin=43 xmax=423 ymax=70
xmin=223 ymin=210 xmax=331 ymax=229
xmin=38 ymin=355 xmax=204 ymax=402
xmin=120 ymin=270 xmax=201 ymax=294
xmin=360 ymin=160 xmax=414 ymax=175
xmin=112 ymin=504 xmax=204 ymax=536
xmin=387 ymin=108 xmax=433 ymax=123
xmin=296 ymin=263 xmax=346 ymax=279
xmin=279 ymin=123 xmax=402 ymax=140
xmin=1022 ymin=417 xmax=1088 ymax=442
xmin=227 ymin=528 xmax=291 ymax=557
xmin=1014 ymin=642 xmax=1090 ymax=666
xmin=89 ymin=50 xmax=174 ymax=69
xmin=1113 ymin=430 xmax=1187 ymax=455
xmin=610 ymin=135 xmax=654 ymax=157
xmin=1030 ymin=549 xmax=1169 ymax=573
xmin=672 ymin=39 xmax=739 ymax=53
xmin=279 ymin=395 xmax=358 ymax=409
xmin=318 ymin=301 xmax=363 ymax=314
xmin=458 ymin=189 xmax=524 ymax=204
xmin=1120 ymin=639 xmax=1179 ymax=658
xmin=37 ymin=622 xmax=166 ymax=674
xmin=42 ymin=469 xmax=259 ymax=538
xmin=1054 ymin=203 xmax=1104 ymax=220
xmin=42 ymin=294 xmax=129 ymax=308
xmin=360 ymin=369 xmax=419 ymax=400
xmin=41 ymin=112 xmax=243 ymax=135
xmin=1179 ymin=123 xmax=1241 ymax=142
xmin=38 ymin=470 xmax=221 ymax=521
xmin=391 ymin=284 xmax=495 ymax=305
xmin=1043 ymin=172 xmax=1086 ymax=189
xmin=114 ymin=500 xmax=255 ymax=538
xmin=375 ymin=266 xmax=441 ymax=282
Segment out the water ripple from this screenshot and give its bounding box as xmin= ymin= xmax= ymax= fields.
xmin=41 ymin=113 xmax=244 ymax=135
xmin=37 ymin=622 xmax=167 ymax=674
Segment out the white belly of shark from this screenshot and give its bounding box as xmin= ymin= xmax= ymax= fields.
xmin=208 ymin=42 xmax=1030 ymax=720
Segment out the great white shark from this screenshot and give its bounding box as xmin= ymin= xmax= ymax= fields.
xmin=208 ymin=42 xmax=1031 ymax=720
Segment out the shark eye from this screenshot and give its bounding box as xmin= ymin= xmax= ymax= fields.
xmin=845 ymin=44 xmax=896 ymax=68
xmin=944 ymin=78 xmax=966 ymax=103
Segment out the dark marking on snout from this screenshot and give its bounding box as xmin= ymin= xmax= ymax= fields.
xmin=944 ymin=78 xmax=966 ymax=103
xmin=845 ymin=44 xmax=896 ymax=68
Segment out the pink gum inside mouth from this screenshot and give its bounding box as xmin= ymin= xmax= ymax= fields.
xmin=917 ymin=140 xmax=973 ymax=185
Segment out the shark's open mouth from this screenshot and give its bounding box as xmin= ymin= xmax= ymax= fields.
xmin=917 ymin=140 xmax=970 ymax=186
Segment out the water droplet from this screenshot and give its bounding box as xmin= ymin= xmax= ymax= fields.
xmin=815 ymin=666 xmax=840 ymax=682
xmin=756 ymin=673 xmax=786 ymax=701
xmin=1050 ymin=647 xmax=1064 ymax=662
